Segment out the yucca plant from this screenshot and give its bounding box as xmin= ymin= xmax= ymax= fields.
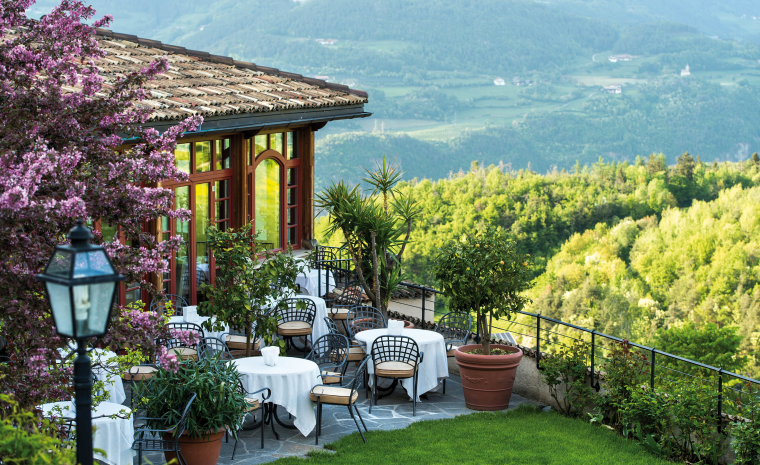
xmin=133 ymin=355 xmax=247 ymax=439
xmin=316 ymin=156 xmax=421 ymax=318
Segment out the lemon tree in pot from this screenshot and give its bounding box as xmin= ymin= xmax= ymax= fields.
xmin=435 ymin=227 xmax=532 ymax=411
xmin=133 ymin=355 xmax=247 ymax=465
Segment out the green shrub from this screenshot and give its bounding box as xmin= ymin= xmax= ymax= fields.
xmin=601 ymin=340 xmax=649 ymax=428
xmin=133 ymin=355 xmax=247 ymax=439
xmin=730 ymin=383 xmax=760 ymax=464
xmin=0 ymin=394 xmax=75 ymax=465
xmin=541 ymin=340 xmax=596 ymax=416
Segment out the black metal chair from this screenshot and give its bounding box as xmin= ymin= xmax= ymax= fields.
xmin=221 ymin=331 xmax=261 ymax=356
xmin=276 ymin=298 xmax=317 ymax=357
xmin=346 ymin=306 xmax=387 ymax=340
xmin=311 ymin=356 xmax=370 ymax=445
xmin=149 ymin=294 xmax=188 ymax=316
xmin=310 ymin=248 xmax=336 ymax=269
xmin=324 ymin=317 xmax=366 ymax=373
xmin=133 ymin=393 xmax=197 ymax=465
xmin=328 ymin=283 xmax=363 ymax=322
xmin=227 ymin=381 xmax=271 ymax=457
xmin=163 ymin=322 xmax=204 ymax=360
xmin=307 ymin=334 xmax=350 ymax=385
xmin=198 ymin=336 xmax=233 ymax=361
xmin=369 ymin=335 xmax=423 ymax=416
xmin=434 ymin=311 xmax=472 ymax=394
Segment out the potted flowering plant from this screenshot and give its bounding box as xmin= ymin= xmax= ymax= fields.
xmin=435 ymin=227 xmax=532 ymax=410
xmin=132 ymin=355 xmax=246 ymax=465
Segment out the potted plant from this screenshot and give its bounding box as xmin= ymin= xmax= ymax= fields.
xmin=435 ymin=227 xmax=532 ymax=410
xmin=133 ymin=355 xmax=246 ymax=465
xmin=198 ymin=223 xmax=304 ymax=356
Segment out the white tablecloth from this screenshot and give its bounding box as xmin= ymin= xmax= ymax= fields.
xmin=233 ymin=356 xmax=320 ymax=436
xmin=58 ymin=348 xmax=126 ymax=405
xmin=355 ymin=328 xmax=449 ymax=401
xmin=297 ymin=267 xmax=335 ymax=296
xmin=170 ymin=313 xmax=229 ymax=341
xmin=40 ymin=401 xmax=134 ymax=465
xmin=296 ymin=294 xmax=330 ymax=346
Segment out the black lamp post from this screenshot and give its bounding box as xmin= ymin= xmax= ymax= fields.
xmin=36 ymin=220 xmax=124 ymax=465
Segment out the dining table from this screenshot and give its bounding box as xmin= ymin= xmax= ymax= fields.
xmin=39 ymin=401 xmax=134 ymax=465
xmin=296 ymin=267 xmax=336 ymax=297
xmin=354 ymin=328 xmax=449 ymax=401
xmin=58 ymin=348 xmax=126 ymax=405
xmin=233 ymin=356 xmax=320 ymax=437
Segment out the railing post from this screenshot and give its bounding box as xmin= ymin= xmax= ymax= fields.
xmin=421 ymin=288 xmax=426 ymax=329
xmin=650 ymin=348 xmax=656 ymax=391
xmin=536 ymin=314 xmax=541 ymax=370
xmin=590 ymin=330 xmax=600 ymax=391
xmin=718 ymin=368 xmax=723 ymax=434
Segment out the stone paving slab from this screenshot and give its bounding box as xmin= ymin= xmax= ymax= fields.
xmin=130 ymin=373 xmax=538 ymax=465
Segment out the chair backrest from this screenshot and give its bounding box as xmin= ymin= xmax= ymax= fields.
xmin=347 ymin=356 xmax=370 ymax=394
xmin=308 ymin=334 xmax=349 ymax=370
xmin=276 ymin=298 xmax=317 ymax=326
xmin=311 ymin=249 xmax=336 ymax=269
xmin=346 ymin=306 xmax=386 ymax=339
xmin=332 ymin=284 xmax=363 ymax=308
xmin=196 ymin=269 xmax=208 ymax=287
xmin=172 ymin=393 xmax=198 ymax=440
xmin=370 ymin=335 xmax=420 ymax=367
xmin=324 ymin=317 xmax=340 ymax=335
xmin=149 ymin=294 xmax=189 ymax=316
xmin=435 ymin=312 xmax=472 ymax=345
xmin=198 ymin=337 xmax=233 ymax=361
xmin=164 ymin=322 xmax=204 ymax=349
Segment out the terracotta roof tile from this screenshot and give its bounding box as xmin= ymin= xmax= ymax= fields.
xmin=92 ymin=28 xmax=367 ymax=122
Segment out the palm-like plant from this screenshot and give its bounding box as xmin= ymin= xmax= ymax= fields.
xmin=316 ymin=156 xmax=421 ymax=318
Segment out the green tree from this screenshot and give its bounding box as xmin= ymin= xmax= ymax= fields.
xmin=654 ymin=322 xmax=747 ymax=375
xmin=198 ymin=224 xmax=304 ymax=356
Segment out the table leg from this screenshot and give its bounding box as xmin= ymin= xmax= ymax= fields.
xmin=263 ymin=403 xmax=279 ymax=440
xmin=272 ymin=404 xmax=299 ymax=430
xmin=375 ymin=378 xmax=399 ymax=400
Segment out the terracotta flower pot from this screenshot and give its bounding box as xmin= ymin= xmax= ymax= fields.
xmin=454 ymin=344 xmax=523 ymax=411
xmin=164 ymin=429 xmax=225 ymax=465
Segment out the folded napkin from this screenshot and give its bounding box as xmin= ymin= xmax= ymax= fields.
xmin=183 ymin=306 xmax=199 ymax=323
xmin=261 ymin=347 xmax=280 ymax=366
xmin=388 ymin=319 xmax=405 ymax=336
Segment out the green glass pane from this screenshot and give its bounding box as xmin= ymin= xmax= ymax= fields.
xmin=254 ymin=135 xmax=267 ymax=156
xmin=175 ymin=186 xmax=191 ymax=303
xmin=161 ymin=217 xmax=169 ymax=232
xmin=216 ymin=139 xmax=231 ymax=170
xmin=255 ymin=159 xmax=280 ymax=250
xmin=215 ymin=180 xmax=230 ymax=222
xmin=196 ymin=183 xmax=211 ymax=304
xmin=287 ymin=132 xmax=296 ymax=159
xmin=270 ymin=133 xmax=283 ymax=154
xmin=195 ymin=141 xmax=211 ymax=173
xmin=175 ymin=143 xmax=191 ymax=175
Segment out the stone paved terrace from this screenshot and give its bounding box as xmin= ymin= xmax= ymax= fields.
xmin=130 ymin=372 xmax=538 ymax=464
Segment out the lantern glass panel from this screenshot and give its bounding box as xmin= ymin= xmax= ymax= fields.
xmin=73 ymin=250 xmax=114 ymax=278
xmin=46 ymin=250 xmax=73 ymax=278
xmin=73 ymin=282 xmax=117 ymax=338
xmin=45 ymin=282 xmax=74 ymax=337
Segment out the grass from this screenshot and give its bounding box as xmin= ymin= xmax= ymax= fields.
xmin=272 ymin=405 xmax=672 ymax=465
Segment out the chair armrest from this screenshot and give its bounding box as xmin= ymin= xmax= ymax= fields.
xmin=247 ymin=387 xmax=272 ymax=401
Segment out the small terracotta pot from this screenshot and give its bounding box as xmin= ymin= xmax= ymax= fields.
xmin=454 ymin=344 xmax=523 ymax=411
xmin=389 ymin=318 xmax=414 ymax=329
xmin=164 ymin=429 xmax=225 ymax=465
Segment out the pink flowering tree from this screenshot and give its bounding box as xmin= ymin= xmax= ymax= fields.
xmin=0 ymin=0 xmax=202 ymax=409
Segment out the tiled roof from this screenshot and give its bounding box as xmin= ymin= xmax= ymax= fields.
xmin=93 ymin=29 xmax=368 ymax=122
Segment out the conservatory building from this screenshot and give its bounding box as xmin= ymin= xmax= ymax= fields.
xmin=93 ymin=29 xmax=369 ymax=306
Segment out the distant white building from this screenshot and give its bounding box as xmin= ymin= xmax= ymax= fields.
xmin=494 ymin=78 xmax=505 ymax=86
xmin=681 ymin=64 xmax=691 ymax=76
xmin=602 ymin=84 xmax=622 ymax=94
xmin=315 ymin=38 xmax=336 ymax=46
xmin=608 ymin=54 xmax=634 ymax=63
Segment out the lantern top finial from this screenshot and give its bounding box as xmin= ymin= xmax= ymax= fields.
xmin=68 ymin=220 xmax=93 ymax=248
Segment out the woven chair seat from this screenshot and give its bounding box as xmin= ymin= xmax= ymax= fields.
xmin=321 ymin=370 xmax=342 ymax=385
xmin=330 ymin=308 xmax=349 ymax=320
xmin=346 ymin=346 xmax=366 ymax=361
xmin=278 ymin=321 xmax=312 ymax=336
xmin=225 ymin=335 xmax=261 ymax=351
xmin=376 ymin=361 xmax=417 ymax=378
xmin=244 ymin=397 xmax=261 ymax=411
xmin=167 ymin=347 xmax=197 ymax=361
xmin=309 ymin=386 xmax=358 ymax=405
xmin=123 ymin=365 xmax=157 ymax=381
xmin=447 ymin=349 xmax=457 ymax=357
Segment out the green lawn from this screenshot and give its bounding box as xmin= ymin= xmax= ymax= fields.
xmin=273 ymin=405 xmax=672 ymax=465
